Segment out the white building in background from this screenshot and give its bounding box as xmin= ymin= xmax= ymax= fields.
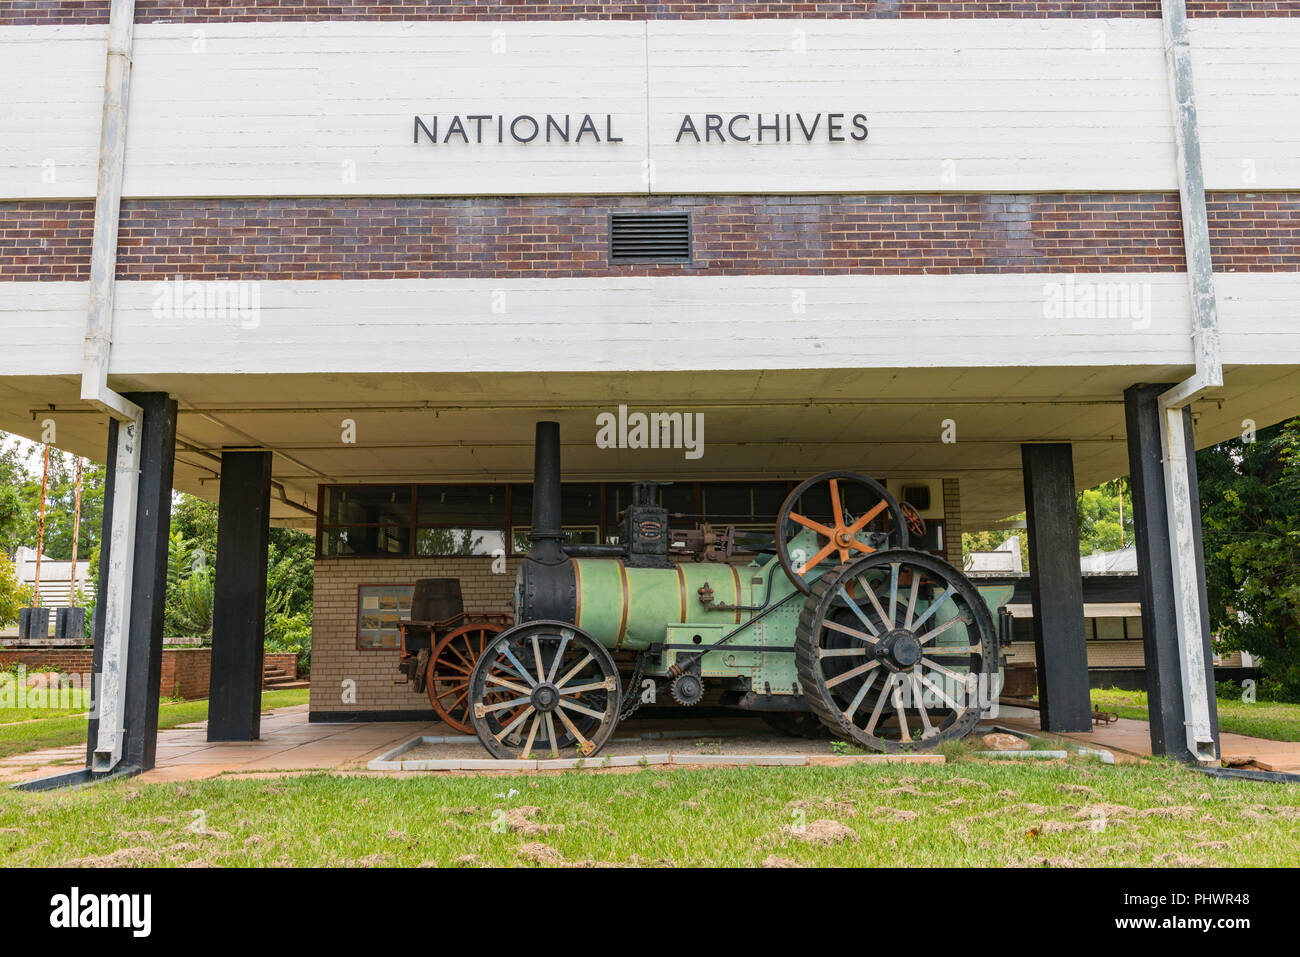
xmin=1080 ymin=545 xmax=1140 ymax=575
xmin=12 ymin=547 xmax=94 ymax=608
xmin=966 ymin=537 xmax=1025 ymax=574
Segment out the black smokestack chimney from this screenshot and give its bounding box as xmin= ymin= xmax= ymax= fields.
xmin=528 ymin=421 xmax=566 ymax=565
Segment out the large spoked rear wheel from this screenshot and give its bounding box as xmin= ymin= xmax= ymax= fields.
xmin=469 ymin=620 xmax=622 ymax=761
xmin=795 ymin=549 xmax=997 ymax=753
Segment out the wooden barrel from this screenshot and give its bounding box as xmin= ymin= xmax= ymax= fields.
xmin=410 ymin=578 xmax=463 ymax=623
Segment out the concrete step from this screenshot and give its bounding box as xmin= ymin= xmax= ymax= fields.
xmin=263 ymin=679 xmax=309 ymax=691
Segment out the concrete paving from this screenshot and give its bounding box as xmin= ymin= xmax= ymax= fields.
xmin=2 ymin=702 xmax=1297 ymax=783
xmin=997 ymin=713 xmax=1300 ymax=772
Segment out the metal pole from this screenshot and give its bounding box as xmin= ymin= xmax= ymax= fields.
xmin=83 ymin=0 xmax=143 ymax=774
xmin=1117 ymin=477 xmax=1125 ymax=549
xmin=34 ymin=443 xmax=50 ymax=605
xmin=69 ymin=457 xmax=83 ymax=605
xmin=1155 ymin=0 xmax=1222 ymax=763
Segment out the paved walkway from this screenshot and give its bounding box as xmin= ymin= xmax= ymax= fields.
xmin=0 ymin=705 xmax=440 ymax=785
xmin=997 ymin=713 xmax=1300 ymax=772
xmin=3 ymin=703 xmax=1298 ymax=784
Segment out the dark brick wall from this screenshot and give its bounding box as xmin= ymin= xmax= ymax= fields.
xmin=5 ymin=0 xmax=1300 ymax=24
xmin=1207 ymin=193 xmax=1300 ymax=271
xmin=0 ymin=202 xmax=95 ymax=281
xmin=3 ymin=193 xmax=1296 ymax=280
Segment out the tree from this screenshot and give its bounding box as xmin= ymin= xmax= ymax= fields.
xmin=1197 ymin=417 xmax=1300 ymax=701
xmin=1076 ymin=478 xmax=1133 ymax=556
xmin=162 ymin=494 xmax=314 ymax=669
xmin=0 ymin=436 xmax=105 ymax=561
xmin=168 ymin=567 xmax=215 ymax=638
xmin=170 ymin=494 xmax=217 ymax=567
xmin=0 ymin=551 xmax=35 ymax=626
xmin=0 ymin=440 xmax=34 ymax=557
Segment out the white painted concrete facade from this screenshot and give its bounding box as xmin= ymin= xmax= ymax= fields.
xmin=0 ymin=15 xmax=1297 ymax=532
xmin=2 ymin=20 xmax=1299 ymax=199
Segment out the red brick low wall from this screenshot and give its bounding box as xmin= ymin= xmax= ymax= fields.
xmin=159 ymin=649 xmax=210 ymax=700
xmin=0 ymin=649 xmax=300 ymax=700
xmin=0 ymin=649 xmax=93 ymax=674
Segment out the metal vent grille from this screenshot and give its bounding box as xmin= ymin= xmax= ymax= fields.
xmin=609 ymin=212 xmax=691 ymax=263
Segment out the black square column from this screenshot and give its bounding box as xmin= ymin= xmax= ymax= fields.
xmin=1021 ymin=443 xmax=1092 ymax=732
xmin=207 ymin=450 xmax=273 ymax=741
xmin=1124 ymin=384 xmax=1220 ymax=760
xmin=84 ymin=392 xmax=178 ymax=772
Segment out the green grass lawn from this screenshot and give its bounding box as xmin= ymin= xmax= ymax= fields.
xmin=0 ymin=687 xmax=94 ymax=722
xmin=1092 ymin=688 xmax=1300 ymax=743
xmin=1 ymin=754 xmax=1296 ymax=867
xmin=0 ymin=689 xmax=309 ymax=761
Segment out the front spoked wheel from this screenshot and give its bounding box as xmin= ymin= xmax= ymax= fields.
xmin=795 ymin=549 xmax=997 ymax=753
xmin=469 ymin=620 xmax=622 ymax=760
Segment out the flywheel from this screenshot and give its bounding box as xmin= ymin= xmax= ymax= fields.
xmin=775 ymin=471 xmax=909 ymax=595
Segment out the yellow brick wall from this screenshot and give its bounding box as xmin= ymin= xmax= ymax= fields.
xmin=943 ymin=477 xmax=963 ymax=566
xmin=309 ymin=556 xmax=520 ymax=715
xmin=1006 ymin=637 xmax=1146 ymax=669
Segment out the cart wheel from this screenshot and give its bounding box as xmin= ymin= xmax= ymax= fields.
xmin=469 ymin=620 xmax=622 ymax=761
xmin=795 ymin=549 xmax=997 ymax=753
xmin=427 ymin=622 xmax=505 ymax=733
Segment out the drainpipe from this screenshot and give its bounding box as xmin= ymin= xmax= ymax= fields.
xmin=1157 ymin=0 xmax=1221 ymax=763
xmin=81 ymin=0 xmax=142 ymax=773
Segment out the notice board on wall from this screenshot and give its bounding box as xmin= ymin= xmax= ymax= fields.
xmin=356 ymin=583 xmax=414 ymax=650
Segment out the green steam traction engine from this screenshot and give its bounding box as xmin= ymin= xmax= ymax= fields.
xmin=468 ymin=423 xmax=1013 ymax=760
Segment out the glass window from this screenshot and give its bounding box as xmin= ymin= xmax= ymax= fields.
xmin=1095 ymin=617 xmax=1126 ymax=640
xmin=416 ymin=485 xmax=506 ymax=525
xmin=323 ymin=486 xmax=411 ymax=525
xmin=321 ymin=525 xmax=411 ymax=557
xmin=415 ymin=528 xmax=506 ymax=557
xmin=511 ymin=483 xmax=601 ymax=554
xmin=412 ymin=486 xmax=507 ymax=557
xmin=700 ymin=482 xmax=789 ymax=526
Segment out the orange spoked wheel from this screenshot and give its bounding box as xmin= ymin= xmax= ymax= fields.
xmin=427 ymin=622 xmax=506 ymax=733
xmin=900 ymin=502 xmax=927 ymax=539
xmin=775 ymin=471 xmax=909 ymax=595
